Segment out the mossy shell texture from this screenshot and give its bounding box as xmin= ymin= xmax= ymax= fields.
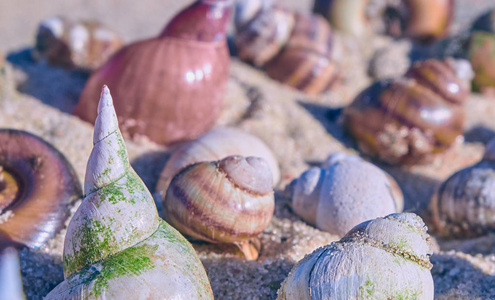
xmin=45 ymin=87 xmax=213 ymax=299
xmin=277 ymin=213 xmax=434 ymax=300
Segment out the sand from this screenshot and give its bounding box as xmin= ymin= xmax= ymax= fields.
xmin=1 ymin=0 xmax=495 ymax=299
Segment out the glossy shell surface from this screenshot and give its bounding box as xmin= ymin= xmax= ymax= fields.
xmin=75 ymin=1 xmax=231 ymax=145
xmin=0 ymin=129 xmax=81 ymax=248
xmin=344 ymin=59 xmax=472 ymax=164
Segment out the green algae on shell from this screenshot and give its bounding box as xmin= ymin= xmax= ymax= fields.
xmin=45 ymin=86 xmax=213 ymax=299
xmin=277 ymin=213 xmax=434 ymax=300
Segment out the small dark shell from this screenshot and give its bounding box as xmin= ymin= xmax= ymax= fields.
xmin=32 ymin=17 xmax=123 ymax=70
xmin=429 ymin=160 xmax=495 ymax=238
xmin=344 ymin=59 xmax=470 ymax=164
xmin=471 ymin=9 xmax=495 ymax=33
xmin=264 ymin=14 xmax=337 ymax=95
xmin=0 ymin=129 xmax=82 ymax=248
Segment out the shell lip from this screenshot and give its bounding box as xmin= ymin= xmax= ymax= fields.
xmin=340 ymin=233 xmax=433 ymax=270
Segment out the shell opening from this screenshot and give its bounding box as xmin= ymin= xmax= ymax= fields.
xmin=0 ymin=166 xmax=24 ymax=214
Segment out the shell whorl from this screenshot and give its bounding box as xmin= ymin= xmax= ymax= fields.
xmin=84 ymin=85 xmax=126 ymax=194
xmin=163 ymin=155 xmax=275 ymax=244
xmin=63 ymin=86 xmax=160 ymax=277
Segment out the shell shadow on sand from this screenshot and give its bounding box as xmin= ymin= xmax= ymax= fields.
xmin=6 ymin=48 xmax=88 ymax=113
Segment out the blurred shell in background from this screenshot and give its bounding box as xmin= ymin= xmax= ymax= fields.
xmin=344 ymin=58 xmax=473 ymax=164
xmin=469 ymin=9 xmax=495 ymax=95
xmin=314 ymin=0 xmax=454 ymax=41
xmin=32 ymin=16 xmax=123 ymax=70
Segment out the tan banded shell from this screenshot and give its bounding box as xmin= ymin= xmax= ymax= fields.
xmin=163 ymin=155 xmax=274 ymax=245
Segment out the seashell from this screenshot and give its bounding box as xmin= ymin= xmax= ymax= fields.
xmin=278 ymin=213 xmax=434 ymax=300
xmin=264 ymin=13 xmax=338 ymax=95
xmin=468 ymin=10 xmax=495 ymax=94
xmin=32 ymin=16 xmax=123 ymax=70
xmin=0 ymin=248 xmax=25 ymax=300
xmin=45 ymin=86 xmax=213 ymax=299
xmin=344 ymin=58 xmax=473 ymax=164
xmin=156 ymin=127 xmax=280 ymax=196
xmin=286 ymin=153 xmax=403 ymax=236
xmin=234 ymin=1 xmax=295 ymax=67
xmin=163 ymin=155 xmax=274 ymax=260
xmin=0 ymin=129 xmax=82 ymax=248
xmin=313 ymin=0 xmax=369 ymax=37
xmin=429 ymin=137 xmax=495 ymax=238
xmin=74 ymin=0 xmax=232 ymax=145
xmin=234 ymin=1 xmax=338 ymax=95
xmin=314 ymin=0 xmax=453 ymax=41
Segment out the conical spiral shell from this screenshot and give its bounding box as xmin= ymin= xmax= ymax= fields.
xmin=278 ymin=213 xmax=434 ymax=300
xmin=163 ymin=155 xmax=274 ymax=244
xmin=46 ymin=86 xmax=213 ymax=299
xmin=287 ymin=153 xmax=403 ymax=236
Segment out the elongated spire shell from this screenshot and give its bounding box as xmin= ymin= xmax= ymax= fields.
xmin=63 ymin=86 xmax=160 ymax=277
xmin=47 ymin=86 xmax=213 ymax=299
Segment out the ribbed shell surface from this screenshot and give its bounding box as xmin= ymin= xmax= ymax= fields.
xmin=163 ymin=161 xmax=274 ymax=243
xmin=75 ymin=37 xmax=229 ymax=145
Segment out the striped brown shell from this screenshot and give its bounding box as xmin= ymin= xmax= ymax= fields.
xmin=235 ymin=3 xmax=295 ymax=67
xmin=344 ymin=58 xmax=473 ymax=164
xmin=264 ymin=13 xmax=338 ymax=95
xmin=469 ymin=10 xmax=495 ymax=93
xmin=163 ymin=156 xmax=274 ymax=246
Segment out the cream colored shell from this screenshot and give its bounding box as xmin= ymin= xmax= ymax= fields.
xmin=287 ymin=153 xmax=403 ymax=236
xmin=278 ymin=213 xmax=434 ymax=300
xmin=45 ymin=86 xmax=213 ymax=299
